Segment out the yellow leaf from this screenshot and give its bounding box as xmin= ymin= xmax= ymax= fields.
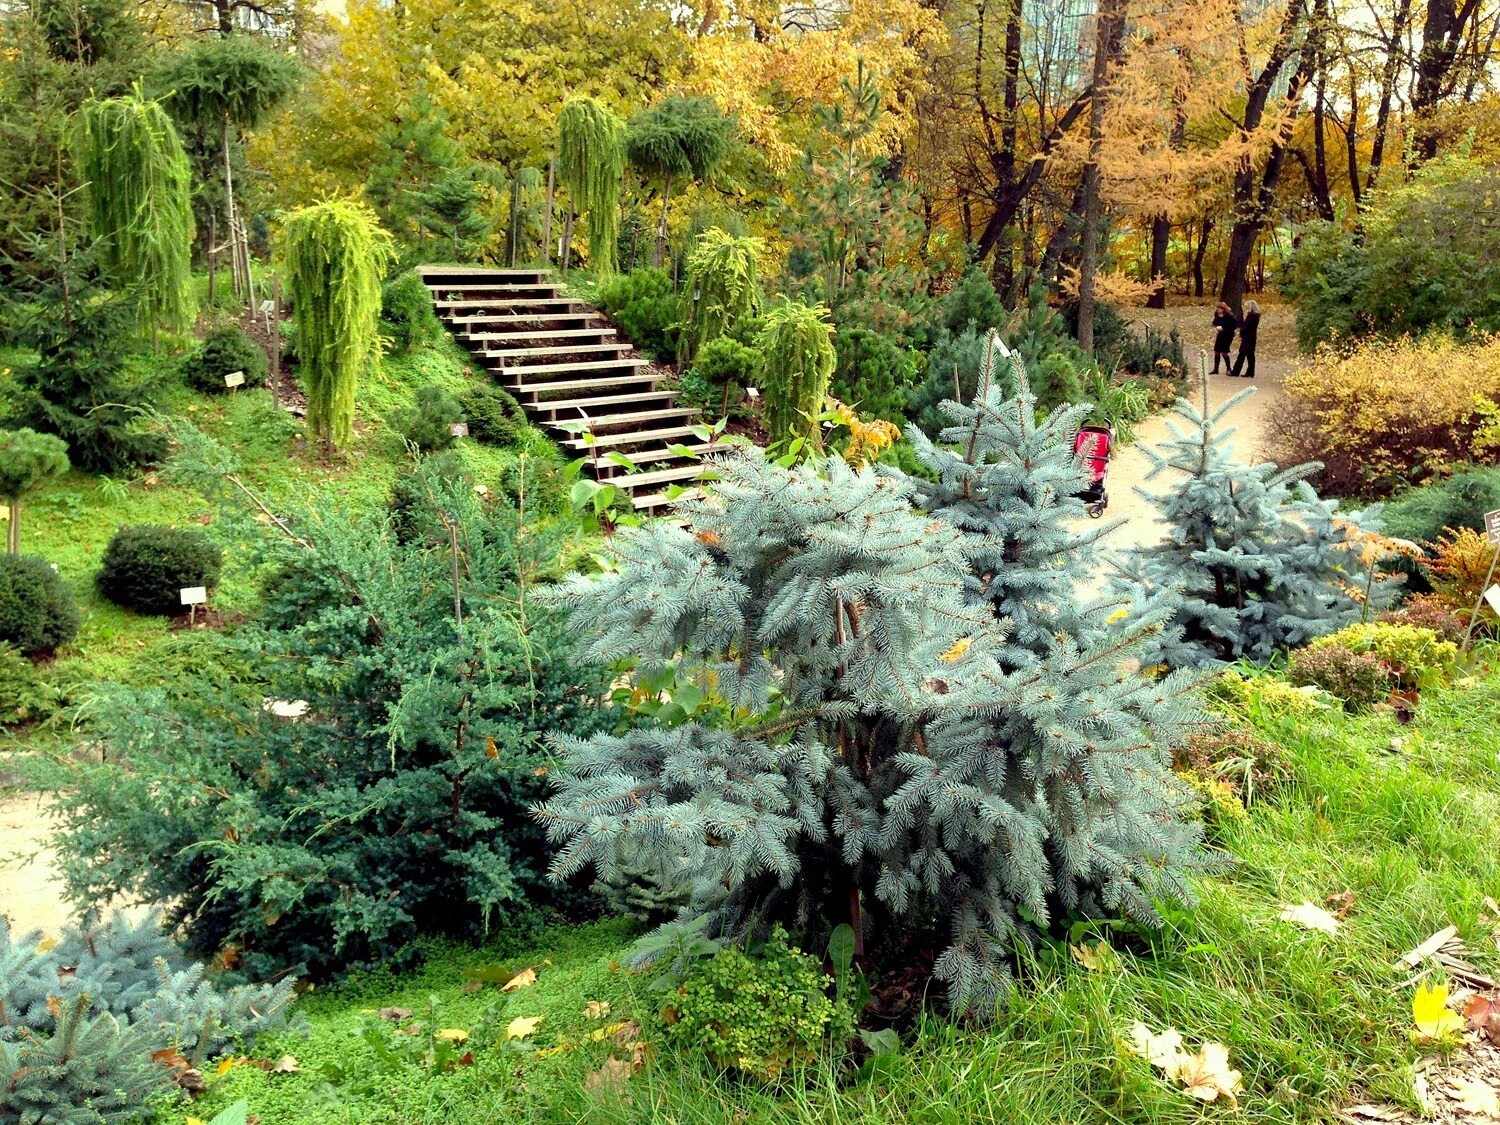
xmin=1070 ymin=941 xmax=1115 ymax=972
xmin=501 ymin=967 xmax=537 ymax=992
xmin=434 ymin=1028 xmax=469 ymax=1042
xmin=1127 ymin=1022 xmax=1184 ymax=1072
xmin=505 ymin=1015 xmax=543 ymax=1040
xmin=584 ymin=1000 xmax=612 ymax=1019
xmin=1412 ymin=981 xmax=1466 ymax=1041
xmin=1173 ymin=1043 xmax=1243 ymax=1106
xmin=938 ymin=637 xmax=972 ymax=663
xmin=1278 ymin=901 xmax=1340 ymax=935
xmin=187 ymin=1118 xmax=209 ymax=1125
xmin=1450 ymin=1076 xmax=1500 ymax=1117
xmin=1106 ymin=607 xmax=1129 ymax=624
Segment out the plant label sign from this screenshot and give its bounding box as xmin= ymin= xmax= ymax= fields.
xmin=224 ymin=370 xmax=246 ymax=388
xmin=450 ymin=422 xmax=469 ymax=437
xmin=1486 ymin=509 xmax=1500 ymax=545
xmin=179 ymin=586 xmax=208 ymax=607
xmin=1486 ymin=584 xmax=1500 ymax=617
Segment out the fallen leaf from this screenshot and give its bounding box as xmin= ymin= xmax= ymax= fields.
xmin=1325 ymin=890 xmax=1357 ymax=919
xmin=584 ymin=1000 xmax=612 ymax=1019
xmin=502 ymin=967 xmax=537 ymax=992
xmin=1174 ymin=1042 xmax=1243 ymax=1107
xmin=938 ymin=637 xmax=972 ymax=663
xmin=585 ymin=1055 xmax=634 ymax=1099
xmin=1128 ymin=1022 xmax=1185 ymax=1072
xmin=379 ymin=1007 xmax=413 ymax=1022
xmin=456 ymin=1051 xmax=474 ymax=1067
xmin=1070 ymin=941 xmax=1115 ymax=972
xmin=1450 ymin=1076 xmax=1500 ymax=1118
xmin=268 ymin=1055 xmax=299 ymax=1074
xmin=1279 ymin=901 xmax=1340 ymax=935
xmin=1465 ymin=994 xmax=1500 ymax=1044
xmin=485 ymin=737 xmax=499 ymax=759
xmin=46 ymin=996 xmax=61 ymax=1019
xmin=505 ymin=1015 xmax=543 ymax=1040
xmin=151 ymin=1047 xmax=189 ymax=1071
xmin=1412 ymin=981 xmax=1465 ymax=1042
xmin=434 ymin=1028 xmax=469 ymax=1042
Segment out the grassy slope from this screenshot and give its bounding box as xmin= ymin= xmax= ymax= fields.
xmin=188 ymin=672 xmax=1500 ymax=1125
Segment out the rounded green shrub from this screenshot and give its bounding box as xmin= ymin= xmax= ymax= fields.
xmin=388 ymin=450 xmax=470 ymax=545
xmin=398 ymin=384 xmax=465 ymax=451
xmin=667 ymin=929 xmax=854 ymax=1080
xmin=457 ymin=383 xmax=523 ymax=446
xmin=96 ymin=525 xmax=222 ymax=616
xmin=1307 ymin=621 xmax=1456 ymax=691
xmin=181 ymin=322 xmax=268 ymax=394
xmin=380 ymin=269 xmax=442 ymax=354
xmin=0 ymin=554 xmax=80 ymax=655
xmin=1288 ymin=644 xmax=1396 ymax=710
xmin=685 ymin=336 xmax=760 ymax=413
xmin=596 ymin=268 xmax=680 ymax=358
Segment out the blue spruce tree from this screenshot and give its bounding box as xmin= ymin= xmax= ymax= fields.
xmin=1109 ymin=385 xmax=1397 ymax=667
xmin=537 ymin=356 xmax=1206 ymax=1016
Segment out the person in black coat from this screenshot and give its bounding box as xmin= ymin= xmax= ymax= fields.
xmin=1211 ymin=302 xmax=1237 ymax=374
xmin=1232 ymin=299 xmax=1260 ymax=378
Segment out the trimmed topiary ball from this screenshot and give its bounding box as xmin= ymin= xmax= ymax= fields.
xmin=0 ymin=554 xmax=80 ymax=655
xmin=456 ymin=383 xmax=523 ymax=446
xmin=181 ymin=323 xmax=269 ymax=394
xmin=96 ymin=525 xmax=223 ymax=616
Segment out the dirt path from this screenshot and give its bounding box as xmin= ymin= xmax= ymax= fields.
xmin=0 ymin=791 xmax=73 ymax=937
xmin=1091 ymin=300 xmax=1295 ymax=554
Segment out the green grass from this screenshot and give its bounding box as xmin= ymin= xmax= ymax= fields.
xmin=177 ymin=671 xmax=1500 ymax=1125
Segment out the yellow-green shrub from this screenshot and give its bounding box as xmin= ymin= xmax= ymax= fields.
xmin=1308 ymin=622 xmax=1456 ymax=690
xmin=1270 ymin=335 xmax=1500 ymax=496
xmin=1205 ymin=670 xmax=1332 ymax=721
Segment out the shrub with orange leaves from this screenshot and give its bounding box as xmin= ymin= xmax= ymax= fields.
xmin=1426 ymin=526 xmax=1499 ymax=609
xmin=1269 ymin=335 xmax=1500 ymax=497
xmin=823 ymin=396 xmax=901 ymax=466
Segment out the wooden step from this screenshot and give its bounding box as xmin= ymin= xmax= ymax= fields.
xmin=430 ymin=282 xmax=560 ymax=293
xmin=564 ymin=424 xmax=701 ymax=449
xmin=418 ymin=266 xmax=549 ymax=284
xmin=632 ymin=487 xmax=705 ymax=511
xmin=530 ymin=393 xmax=683 ymax=416
xmin=611 ymin=462 xmax=715 ymax=489
xmin=496 ymin=358 xmax=650 ymax=378
xmin=464 ymin=328 xmax=615 ymax=343
xmin=435 ymin=299 xmax=581 ymax=312
xmin=509 ymin=373 xmax=663 ymax=395
xmin=448 ymin=312 xmax=600 ymax=326
xmin=597 ymin=441 xmax=718 ymax=466
xmin=479 ymin=343 xmax=629 ymax=361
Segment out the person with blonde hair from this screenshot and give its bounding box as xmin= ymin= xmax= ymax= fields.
xmin=1211 ymin=301 xmax=1237 ymax=374
xmin=1231 ymin=299 xmax=1260 ymax=378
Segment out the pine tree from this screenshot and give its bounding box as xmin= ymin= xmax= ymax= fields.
xmin=279 ymin=198 xmax=393 ymax=452
xmin=0 ymin=429 xmax=70 ymax=554
xmin=537 ymin=356 xmax=1206 ymax=1016
xmin=625 ymin=95 xmax=735 ymax=269
xmin=1110 ymin=385 xmax=1398 ymax=667
xmin=408 ymin=165 xmax=491 ymax=261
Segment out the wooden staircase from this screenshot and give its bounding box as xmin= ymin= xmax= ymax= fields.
xmin=417 ymin=266 xmax=709 ymax=511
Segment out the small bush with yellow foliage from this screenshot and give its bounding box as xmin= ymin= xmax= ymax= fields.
xmin=1307 ymin=622 xmax=1457 ymax=692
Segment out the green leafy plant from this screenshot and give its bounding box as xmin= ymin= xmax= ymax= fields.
xmin=1307 ymin=622 xmax=1456 ymax=692
xmin=678 ymin=227 xmax=762 ymax=365
xmin=181 ymin=322 xmax=268 ymax=394
xmin=398 ymin=384 xmax=465 ymax=452
xmin=596 ymin=268 xmax=681 ymax=359
xmin=0 ymin=644 xmax=63 ymax=726
xmin=665 ymin=928 xmax=855 ymax=1081
xmin=380 ymin=269 xmax=443 ymax=354
xmin=684 ymin=336 xmax=760 ymax=415
xmin=0 ymin=427 xmax=70 ymax=554
xmin=95 ymin=523 xmax=222 ymax=615
xmin=830 ymin=323 xmax=912 ymax=423
xmin=457 ymin=382 xmax=524 ymax=446
xmin=758 ymin=300 xmax=836 ymax=446
xmin=0 ymin=553 xmax=80 ymax=656
xmin=1377 ymin=594 xmax=1468 ymax=645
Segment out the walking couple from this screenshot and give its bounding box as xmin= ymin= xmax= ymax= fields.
xmin=1211 ymin=300 xmax=1260 ymax=378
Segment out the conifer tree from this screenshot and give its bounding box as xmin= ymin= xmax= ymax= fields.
xmin=678 ymin=227 xmax=762 ymax=365
xmin=538 ymin=358 xmax=1205 ymax=1016
xmin=758 ymin=300 xmax=836 ymax=447
xmin=73 ymin=88 xmax=196 ymax=338
xmin=1110 ymin=386 xmax=1397 ymax=667
xmin=0 ymin=429 xmax=70 ymax=554
xmin=279 ymin=199 xmax=393 ymax=452
xmin=557 ymin=97 xmax=625 ymax=277
xmin=625 ymin=95 xmax=735 ymax=268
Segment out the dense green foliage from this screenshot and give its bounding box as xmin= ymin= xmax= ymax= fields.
xmin=758 ymin=301 xmax=836 ymax=446
xmin=0 ymin=912 xmax=296 ymax=1123
xmin=181 ymin=322 xmax=268 ymax=394
xmin=0 ymin=552 xmax=79 ymax=655
xmin=1111 ymin=389 xmax=1395 ymax=666
xmin=539 ymin=356 xmax=1204 ymax=1016
xmin=678 ymin=228 xmax=762 ymax=364
xmin=95 ymin=523 xmax=222 ymax=616
xmin=380 ymin=269 xmax=443 ymax=354
xmin=0 ymin=427 xmax=70 ymax=554
xmin=73 ymin=88 xmax=195 ymax=336
xmin=398 ymin=384 xmax=465 ymax=451
xmin=557 ymin=97 xmax=625 ymax=277
xmin=1379 ymin=465 xmax=1500 ymax=545
xmin=829 ymin=322 xmax=912 ymax=421
xmin=154 ymin=35 xmax=301 ymax=133
xmin=457 ymin=382 xmax=523 ymax=446
xmin=0 ymin=644 xmax=61 ymax=726
xmin=280 ymin=199 xmax=394 ymax=450
xmin=907 ymin=324 xmax=1016 ymax=435
xmin=681 ymin=335 xmax=760 ymax=414
xmin=625 ymin=95 xmax=735 ymax=267
xmin=47 ymin=452 xmax=610 ymax=979
xmin=1287 ymin=644 xmax=1394 ymax=710
xmin=595 ymin=267 xmax=680 ymax=358
xmin=940 ymin=264 xmax=1004 ymax=334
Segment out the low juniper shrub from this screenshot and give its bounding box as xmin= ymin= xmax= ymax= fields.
xmin=181 ymin=323 xmax=268 ymax=395
xmin=0 ymin=554 xmax=80 ymax=655
xmin=96 ymin=524 xmax=222 ymax=616
xmin=398 ymin=384 xmax=465 ymax=452
xmin=457 ymin=383 xmax=524 ymax=446
xmin=380 ymin=269 xmax=443 ymax=354
xmin=0 ymin=645 xmax=62 ymax=726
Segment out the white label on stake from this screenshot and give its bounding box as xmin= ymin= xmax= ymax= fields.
xmin=1485 ymin=584 xmax=1500 ymax=617
xmin=746 ymin=386 xmax=760 ymax=399
xmin=259 ymin=299 xmax=276 ymax=315
xmin=179 ymin=586 xmax=208 ymax=606
xmin=224 ymin=370 xmax=246 ymax=388
xmin=1486 ymin=509 xmax=1500 ymax=545
xmin=450 ymin=422 xmax=469 ymax=437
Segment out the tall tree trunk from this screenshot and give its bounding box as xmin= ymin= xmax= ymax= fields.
xmin=1365 ymin=0 xmax=1412 ymax=191
xmin=542 ymin=158 xmax=555 ymax=266
xmin=1191 ymin=218 xmax=1213 ymax=297
xmin=652 ymin=171 xmax=672 ymax=269
xmin=1147 ymin=215 xmax=1170 ymax=308
xmin=1077 ymin=0 xmax=1127 ymax=352
xmin=6 ymin=503 xmax=18 ymax=555
xmin=1412 ymin=0 xmax=1483 ymax=161
xmin=221 ymin=119 xmax=245 ymax=301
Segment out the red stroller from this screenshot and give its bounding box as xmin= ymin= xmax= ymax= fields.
xmin=1074 ymin=425 xmax=1114 ymax=518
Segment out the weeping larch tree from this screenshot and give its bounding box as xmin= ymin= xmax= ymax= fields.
xmin=153 ymin=35 xmax=301 ymax=306
xmin=556 ymin=97 xmax=625 ymax=277
xmin=678 ymin=227 xmax=762 ymax=365
xmin=279 ymin=199 xmax=392 ymax=453
xmin=759 ymin=300 xmax=836 ymax=447
xmin=625 ymin=94 xmax=735 ymax=269
xmin=73 ymin=87 xmax=195 ymax=340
